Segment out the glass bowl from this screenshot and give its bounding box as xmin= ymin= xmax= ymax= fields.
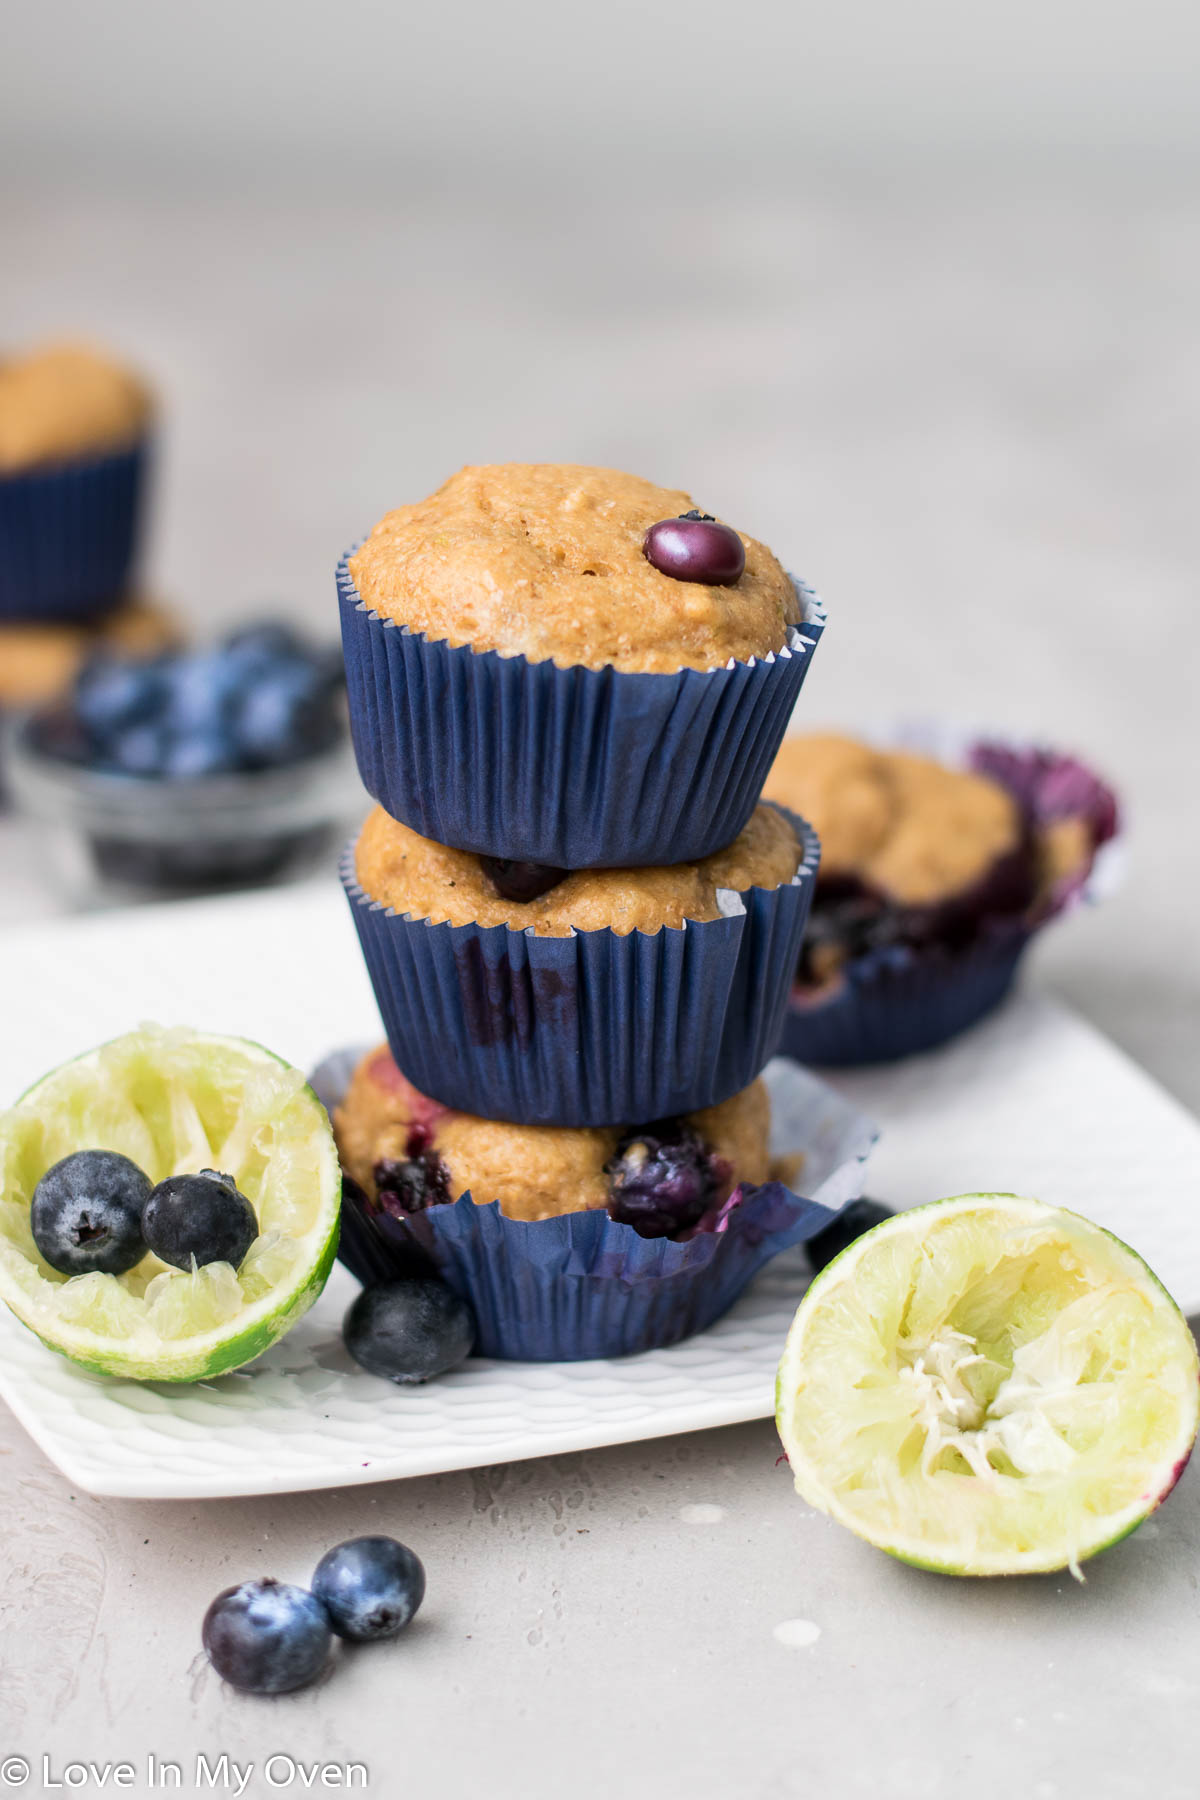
xmin=5 ymin=713 xmax=364 ymax=904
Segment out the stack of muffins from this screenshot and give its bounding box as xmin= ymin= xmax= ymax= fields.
xmin=332 ymin=464 xmax=829 ymax=1361
xmin=0 ymin=342 xmax=169 ymax=718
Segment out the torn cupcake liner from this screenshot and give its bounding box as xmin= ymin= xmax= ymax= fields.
xmin=312 ymin=1050 xmax=878 ymax=1362
xmin=337 ymin=548 xmax=826 ymax=868
xmin=0 ymin=440 xmax=150 ymax=622
xmin=782 ymin=729 xmax=1122 ymax=1067
xmin=342 ymin=804 xmax=821 ymax=1127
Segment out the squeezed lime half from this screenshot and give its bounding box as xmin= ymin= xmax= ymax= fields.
xmin=0 ymin=1027 xmax=340 ymax=1381
xmin=775 ymin=1194 xmax=1200 ymax=1576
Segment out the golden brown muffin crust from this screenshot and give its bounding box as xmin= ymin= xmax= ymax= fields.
xmin=355 ymin=802 xmax=801 ymax=936
xmin=0 ymin=598 xmax=179 ymax=707
xmin=763 ymin=734 xmax=1022 ymax=907
xmin=348 ymin=464 xmax=798 ymax=673
xmin=334 ymin=1047 xmax=771 ymax=1223
xmin=0 ymin=344 xmax=151 ymax=472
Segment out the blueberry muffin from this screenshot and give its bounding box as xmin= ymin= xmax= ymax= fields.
xmin=348 ymin=463 xmax=799 ymax=674
xmin=763 ymin=734 xmax=1047 ymax=990
xmin=354 ymin=799 xmax=802 ymax=934
xmin=335 ymin=1045 xmax=771 ymax=1237
xmin=0 ymin=343 xmax=150 ymax=472
xmin=0 ymin=342 xmax=154 ymax=623
xmin=339 ymin=463 xmax=823 ymax=867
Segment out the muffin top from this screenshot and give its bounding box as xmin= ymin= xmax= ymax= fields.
xmin=348 ymin=464 xmax=799 ymax=673
xmin=355 ymin=801 xmax=801 ymax=936
xmin=0 ymin=344 xmax=151 ymax=472
xmin=0 ymin=599 xmax=179 ymax=708
xmin=335 ymin=1046 xmax=771 ymax=1225
xmin=763 ymin=734 xmax=1022 ymax=906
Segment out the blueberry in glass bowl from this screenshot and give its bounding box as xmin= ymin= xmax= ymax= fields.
xmin=6 ymin=620 xmax=362 ymax=899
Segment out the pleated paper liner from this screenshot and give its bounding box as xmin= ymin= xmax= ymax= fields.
xmin=0 ymin=440 xmax=150 ymax=622
xmin=343 ymin=804 xmax=820 ymax=1127
xmin=312 ymin=1051 xmax=878 ymax=1363
xmin=782 ymin=730 xmax=1122 ymax=1068
xmin=338 ymin=548 xmax=826 ymax=867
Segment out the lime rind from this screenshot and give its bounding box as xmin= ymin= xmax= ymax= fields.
xmin=0 ymin=1027 xmax=341 ymax=1382
xmin=775 ymin=1194 xmax=1200 ymax=1577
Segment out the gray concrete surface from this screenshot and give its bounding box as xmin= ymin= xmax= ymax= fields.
xmin=1 ymin=166 xmax=1199 ymax=1798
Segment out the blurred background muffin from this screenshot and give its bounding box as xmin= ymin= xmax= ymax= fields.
xmin=0 ymin=341 xmax=153 ymax=623
xmin=764 ymin=730 xmax=1119 ymax=1064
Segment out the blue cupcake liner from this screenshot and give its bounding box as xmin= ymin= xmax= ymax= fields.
xmin=337 ymin=548 xmax=826 ymax=867
xmin=342 ymin=803 xmax=821 ymax=1126
xmin=0 ymin=440 xmax=149 ymax=622
xmin=782 ymin=930 xmax=1030 ymax=1066
xmin=314 ymin=1051 xmax=878 ymax=1362
xmin=781 ymin=730 xmax=1123 ymax=1067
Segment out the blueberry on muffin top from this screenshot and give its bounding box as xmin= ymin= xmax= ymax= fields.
xmin=347 ymin=464 xmax=799 ymax=673
xmin=353 ymin=800 xmax=801 ymax=936
xmin=0 ymin=343 xmax=151 ymax=472
xmin=334 ymin=1047 xmax=771 ymax=1229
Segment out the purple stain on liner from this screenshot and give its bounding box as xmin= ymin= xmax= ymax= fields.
xmin=342 ymin=806 xmax=821 ymax=1127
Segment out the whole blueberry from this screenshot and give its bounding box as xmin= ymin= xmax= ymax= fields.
xmin=75 ymin=657 xmax=166 ymax=740
xmin=30 ymin=1150 xmax=151 ymax=1276
xmin=160 ymin=651 xmax=244 ymax=735
xmin=222 ymin=621 xmax=311 ymax=664
xmin=232 ymin=663 xmax=335 ymax=767
xmin=311 ymin=1536 xmax=426 ymax=1643
xmin=344 ymin=1278 xmax=476 ymax=1384
xmin=202 ymin=1579 xmax=332 ymax=1695
xmin=805 ymin=1198 xmax=895 ymax=1273
xmin=108 ymin=722 xmax=172 ymax=776
xmin=161 ymin=728 xmax=240 ymax=779
xmin=478 ymin=857 xmax=568 ymax=904
xmin=142 ymin=1169 xmax=258 ymax=1271
xmin=606 ymin=1121 xmax=722 ymax=1238
xmin=643 ymin=513 xmax=745 ymax=586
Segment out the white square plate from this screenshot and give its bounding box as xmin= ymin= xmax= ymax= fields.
xmin=0 ymin=884 xmax=1198 ymax=1499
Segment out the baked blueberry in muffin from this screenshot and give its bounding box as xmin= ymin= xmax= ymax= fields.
xmin=334 ymin=1047 xmax=771 ymax=1239
xmin=762 ymin=734 xmax=1074 ymax=991
xmin=352 ymin=800 xmax=802 ymax=935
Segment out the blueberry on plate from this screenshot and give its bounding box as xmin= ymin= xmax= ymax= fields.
xmin=805 ymin=1198 xmax=895 ymax=1273
xmin=343 ymin=1278 xmax=476 ymax=1384
xmin=142 ymin=1169 xmax=258 ymax=1271
xmin=30 ymin=1149 xmax=151 ymax=1276
xmin=202 ymin=1579 xmax=332 ymax=1695
xmin=605 ymin=1121 xmax=722 ymax=1238
xmin=311 ymin=1536 xmax=426 ymax=1643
